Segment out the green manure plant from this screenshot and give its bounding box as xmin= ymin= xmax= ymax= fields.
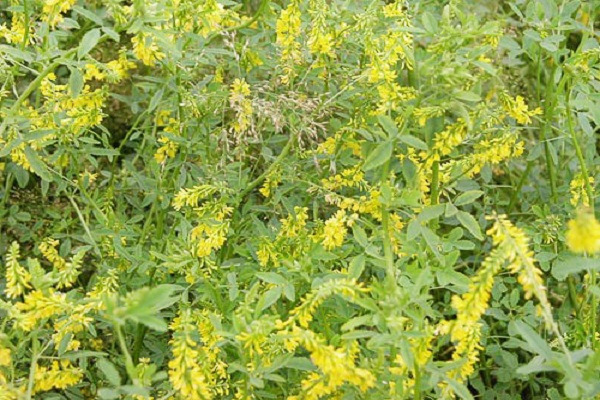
xmin=0 ymin=0 xmax=600 ymax=399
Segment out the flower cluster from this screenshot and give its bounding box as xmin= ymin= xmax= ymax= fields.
xmin=566 ymin=209 xmax=600 ymax=254
xmin=168 ymin=308 xmax=228 ymax=400
xmin=441 ymin=214 xmax=555 ymax=390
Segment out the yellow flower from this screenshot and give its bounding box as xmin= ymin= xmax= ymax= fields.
xmin=283 ymin=326 xmax=375 ymax=399
xmin=132 ymin=32 xmax=165 ymax=66
xmin=14 ymin=290 xmax=68 ymax=331
xmin=321 ymin=210 xmax=348 ymax=250
xmin=84 ymin=63 xmax=106 ymax=81
xmin=569 ymin=173 xmax=594 ymax=207
xmin=566 ymin=209 xmax=600 ymax=254
xmin=443 ymin=214 xmax=555 ymax=389
xmin=501 ymin=94 xmax=542 ymax=125
xmin=33 ymin=360 xmax=83 ymax=394
xmin=42 ymin=0 xmax=77 ymax=28
xmin=168 ymin=308 xmax=228 ymax=400
xmin=229 ymin=78 xmax=253 ymax=135
xmin=0 ymin=346 xmax=11 ymax=367
xmin=3 ymin=241 xmax=32 ymax=298
xmin=276 ymin=0 xmax=302 ymax=83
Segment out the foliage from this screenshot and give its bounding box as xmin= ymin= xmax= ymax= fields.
xmin=1 ymin=0 xmax=600 ymax=399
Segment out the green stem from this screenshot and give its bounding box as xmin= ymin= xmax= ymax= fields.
xmin=115 ymin=322 xmax=136 ymax=382
xmin=541 ymin=65 xmax=558 ymax=203
xmin=507 ymin=161 xmax=533 ymax=213
xmin=565 ymin=88 xmax=594 ymax=212
xmin=206 ymin=0 xmax=270 ymax=45
xmin=380 ymin=143 xmax=397 ymax=285
xmin=0 ymin=51 xmax=74 ymax=138
xmin=0 ymin=172 xmax=15 ymax=235
xmin=238 ymin=134 xmax=294 ymax=201
xmin=430 ymin=161 xmax=440 ymax=205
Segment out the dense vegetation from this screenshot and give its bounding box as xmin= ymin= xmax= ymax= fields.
xmin=1 ymin=0 xmax=600 ymax=398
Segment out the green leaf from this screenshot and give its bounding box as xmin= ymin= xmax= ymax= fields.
xmin=454 ymin=190 xmax=484 ymax=206
xmin=514 ymin=320 xmax=554 ymax=360
xmin=418 ymin=204 xmax=445 ymax=222
xmin=78 ymin=28 xmax=101 ymax=59
xmin=348 ymin=254 xmax=366 ymax=279
xmin=398 ymin=135 xmax=428 ymax=151
xmin=69 ymin=68 xmax=84 ymax=98
xmin=456 ymin=211 xmax=483 ymax=240
xmin=0 ymin=44 xmax=33 ymax=62
xmin=256 ymin=272 xmax=288 ymax=285
xmin=363 ymin=141 xmax=393 ymax=171
xmin=454 ymin=91 xmax=481 ymax=102
xmin=97 ymin=358 xmax=121 ymax=386
xmin=98 ymin=388 xmax=120 ymax=400
xmin=421 ymin=12 xmax=438 ymax=33
xmin=24 ymin=147 xmax=53 ymax=182
xmin=259 ymin=287 xmax=282 ymax=311
xmin=352 ymin=225 xmax=369 ymax=248
xmin=377 ymin=115 xmax=398 ymax=137
xmin=138 ymin=315 xmax=168 ymax=332
xmin=552 ymin=256 xmax=600 ymax=281
xmin=61 ymin=351 xmax=108 ymax=360
xmin=445 ymin=378 xmax=474 ymax=400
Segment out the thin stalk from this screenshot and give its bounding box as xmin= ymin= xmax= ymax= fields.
xmin=507 ymin=161 xmax=533 ymax=213
xmin=206 ymin=0 xmax=270 ymax=45
xmin=238 ymin=134 xmax=294 ymax=201
xmin=115 ymin=322 xmax=136 ymax=381
xmin=429 ymin=161 xmax=440 ymax=205
xmin=564 ymin=84 xmax=595 ymax=347
xmin=541 ymin=65 xmax=558 ymax=203
xmin=380 ymin=143 xmax=397 ymax=285
xmin=0 ymin=50 xmax=75 ymax=138
xmin=0 ymin=172 xmax=15 ymax=235
xmin=565 ymin=89 xmax=594 ymax=212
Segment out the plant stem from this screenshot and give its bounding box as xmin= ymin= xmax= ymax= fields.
xmin=430 ymin=160 xmax=440 ymax=205
xmin=115 ymin=322 xmax=136 ymax=381
xmin=541 ymin=65 xmax=558 ymax=203
xmin=238 ymin=134 xmax=294 ymax=201
xmin=380 ymin=143 xmax=397 ymax=285
xmin=507 ymin=161 xmax=533 ymax=213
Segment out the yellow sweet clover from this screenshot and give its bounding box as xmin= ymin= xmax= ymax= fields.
xmin=259 ymin=169 xmax=282 ymax=198
xmin=320 ymin=209 xmax=349 ymax=250
xmin=442 ymin=214 xmax=555 ymax=390
xmin=500 ymin=93 xmax=542 ymax=125
xmin=51 ymin=303 xmax=95 ymax=352
xmin=413 ymin=106 xmax=445 ymax=127
xmin=42 ymin=0 xmax=77 ymax=28
xmin=566 ymin=209 xmax=600 ymax=254
xmin=168 ymin=308 xmax=228 ymax=400
xmin=276 ymin=0 xmax=302 ymax=83
xmin=280 ymin=278 xmax=367 ymax=329
xmin=3 ymin=241 xmax=32 ymax=299
xmin=0 ymin=2 xmax=34 ymax=45
xmin=173 ymin=184 xmax=220 ymax=210
xmin=132 ymin=32 xmax=165 ymax=66
xmin=257 ymin=207 xmax=311 ymax=268
xmin=307 ymin=0 xmax=335 ymax=59
xmin=285 ymin=327 xmax=375 ymax=400
xmin=464 ymin=131 xmax=524 ymax=177
xmin=569 ymin=173 xmax=594 ymax=207
xmin=196 ymin=0 xmax=227 ymax=37
xmin=171 ymin=184 xmax=233 ymax=277
xmin=13 ymin=290 xmax=68 ymax=331
xmin=276 ymin=279 xmax=373 ymax=398
xmin=229 ymin=78 xmax=254 ymax=137
xmin=155 ymin=116 xmax=181 ymax=163
xmin=33 ymin=360 xmax=83 ymax=394
xmin=389 ymin=327 xmax=434 ymax=397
